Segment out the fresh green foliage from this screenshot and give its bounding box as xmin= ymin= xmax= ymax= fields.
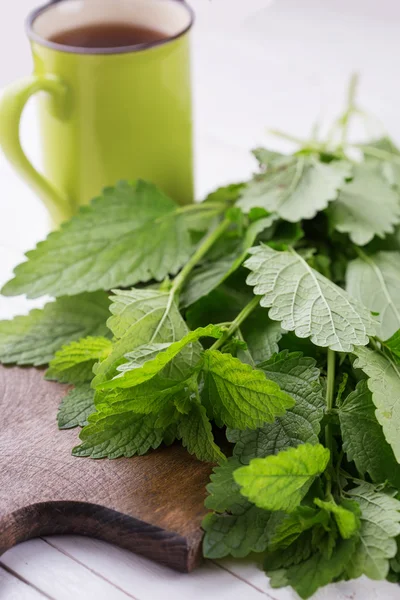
xmin=202 ymin=505 xmax=272 ymax=559
xmin=234 ymin=444 xmax=330 ymax=512
xmin=339 ymin=380 xmax=400 ymax=488
xmin=72 ymin=411 xmax=164 ymax=458
xmin=201 ymin=349 xmax=295 ymax=429
xmin=47 ymin=336 xmax=112 ymax=383
xmin=238 ymin=152 xmax=351 ymax=222
xmin=329 ymin=163 xmax=400 ymax=246
xmin=353 ymin=345 xmax=400 ymax=462
xmin=57 ymin=384 xmax=95 ymax=429
xmin=2 ymin=181 xmax=195 ymax=298
xmin=181 ymin=216 xmax=276 ymax=307
xmin=346 ymin=483 xmax=400 ymax=579
xmin=347 ymin=251 xmax=400 ymax=339
xmin=205 ymin=458 xmax=245 ymax=512
xmin=386 ymin=329 xmax=400 ymax=358
xmin=313 ymin=498 xmax=360 ymax=539
xmin=245 ymin=245 xmax=376 ymax=351
xmin=267 ymin=505 xmax=329 ymax=550
xmin=5 ymin=79 xmax=400 ymax=598
xmin=102 ymin=324 xmax=222 ymax=390
xmin=177 ymin=403 xmax=226 ymax=464
xmin=267 ymin=537 xmax=358 ymax=600
xmin=228 ymin=351 xmax=324 ymax=461
xmin=202 ymin=458 xmax=272 ymax=557
xmin=362 ymin=137 xmax=400 ymax=189
xmin=92 ymin=288 xmax=198 ymax=387
xmin=0 ymin=292 xmax=110 ymax=366
xmin=204 ymin=182 xmax=245 ymax=204
xmin=240 ymin=307 xmax=284 ymax=363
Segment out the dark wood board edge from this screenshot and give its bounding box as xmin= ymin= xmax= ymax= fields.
xmin=0 ymin=501 xmax=203 ymax=573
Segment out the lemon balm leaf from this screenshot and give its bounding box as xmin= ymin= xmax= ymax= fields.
xmin=2 ymin=181 xmax=193 ymax=298
xmin=238 ymin=152 xmax=350 ymax=222
xmin=46 ymin=336 xmax=112 ymax=383
xmin=0 ymin=292 xmax=110 ymax=366
xmin=234 ymin=443 xmax=330 ymax=513
xmin=346 ymin=251 xmax=400 ymax=340
xmin=329 ymin=163 xmax=400 ymax=246
xmin=201 ymin=349 xmax=295 ymax=430
xmin=245 ymin=245 xmax=376 ymax=352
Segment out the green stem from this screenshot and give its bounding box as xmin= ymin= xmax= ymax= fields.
xmin=353 ymin=245 xmax=368 ymax=261
xmin=353 ymin=144 xmax=400 ymax=166
xmin=325 ymin=349 xmax=336 ymax=497
xmin=150 ymin=217 xmax=231 ymax=343
xmin=326 ymin=349 xmax=336 ymax=413
xmin=175 ymin=201 xmax=226 ymax=215
xmin=267 ymin=129 xmax=324 ymax=151
xmin=370 ymin=338 xmax=381 ymax=352
xmin=210 ymin=295 xmax=261 ymax=351
xmin=340 ymin=73 xmax=359 ymax=146
xmin=171 ymin=217 xmax=231 ymax=298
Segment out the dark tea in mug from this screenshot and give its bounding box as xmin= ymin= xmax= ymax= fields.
xmin=49 ymin=23 xmax=167 ymax=48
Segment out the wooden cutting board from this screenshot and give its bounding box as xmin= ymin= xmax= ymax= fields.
xmin=0 ymin=365 xmax=213 ymax=572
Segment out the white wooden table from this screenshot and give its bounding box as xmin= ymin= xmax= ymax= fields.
xmin=2 ymin=1 xmax=400 ymax=598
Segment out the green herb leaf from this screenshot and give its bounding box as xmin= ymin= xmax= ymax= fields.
xmin=73 ymin=411 xmax=164 ymax=459
xmin=204 ymin=183 xmax=245 ymax=204
xmin=353 ymin=345 xmax=400 ymax=463
xmin=228 ymin=351 xmax=324 ymax=462
xmin=186 ymin=284 xmax=249 ymax=332
xmin=205 ymin=458 xmax=245 ymax=512
xmin=92 ymin=379 xmax=191 ymax=416
xmin=361 ymin=137 xmax=400 ymax=189
xmin=234 ymin=443 xmax=330 ymax=512
xmin=346 ymin=483 xmax=400 ymax=579
xmin=268 ymin=506 xmax=329 ymax=551
xmin=57 ymin=384 xmax=95 ymax=429
xmin=203 ymin=458 xmax=272 ymax=558
xmin=245 ymin=245 xmax=376 ymax=351
xmin=329 ymin=163 xmax=400 ymax=246
xmin=386 ymin=329 xmax=400 ymax=359
xmin=201 ymin=349 xmax=295 ymax=430
xmin=264 ymin=534 xmax=314 ymax=571
xmin=240 ymin=307 xmax=284 ymax=364
xmin=2 ymin=181 xmax=193 ymax=298
xmin=339 ymin=379 xmax=400 ymax=488
xmin=267 ymin=537 xmax=358 ymax=599
xmin=181 ymin=217 xmax=276 ymax=308
xmin=177 ymin=403 xmax=225 ymax=463
xmin=238 ymin=153 xmax=350 ymax=222
xmin=314 ymin=498 xmax=360 ymax=539
xmin=103 ymin=325 xmax=222 ymax=390
xmin=202 ymin=505 xmax=272 ymax=559
xmin=46 ymin=336 xmax=112 ymax=383
xmin=0 ymin=292 xmax=110 ymax=366
xmin=346 ymin=251 xmax=400 ymax=340
xmin=93 ymin=289 xmax=199 ymax=387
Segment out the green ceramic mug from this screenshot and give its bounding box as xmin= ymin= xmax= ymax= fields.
xmin=0 ymin=0 xmax=194 ymax=226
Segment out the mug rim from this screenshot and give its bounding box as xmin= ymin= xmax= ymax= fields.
xmin=26 ymin=0 xmax=195 ymax=55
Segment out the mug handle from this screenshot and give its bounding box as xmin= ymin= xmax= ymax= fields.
xmin=0 ymin=74 xmax=71 ymax=226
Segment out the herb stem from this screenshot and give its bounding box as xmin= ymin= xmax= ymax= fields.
xmin=352 ymin=144 xmax=400 ymax=166
xmin=340 ymin=73 xmax=359 ymax=146
xmin=268 ymin=129 xmax=323 ymax=151
xmin=150 ymin=217 xmax=231 ymax=343
xmin=171 ymin=217 xmax=231 ymax=298
xmin=210 ymin=295 xmax=260 ymax=351
xmin=326 ymin=349 xmax=336 ymax=413
xmin=325 ymin=349 xmax=336 ymax=498
xmin=175 ymin=202 xmax=226 ymax=215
